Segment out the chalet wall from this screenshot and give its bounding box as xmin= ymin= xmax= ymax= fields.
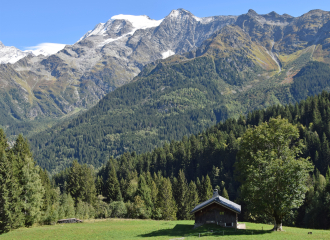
xmin=194 ymin=203 xmax=237 ymax=228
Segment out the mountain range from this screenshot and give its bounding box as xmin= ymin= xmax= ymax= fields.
xmin=19 ymin=8 xmax=330 ymax=172
xmin=0 ymin=9 xmax=237 ymax=138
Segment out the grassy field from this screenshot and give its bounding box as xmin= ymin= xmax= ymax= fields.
xmin=1 ymin=219 xmax=329 ymax=240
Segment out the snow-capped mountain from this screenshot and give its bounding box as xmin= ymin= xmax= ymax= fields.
xmin=0 ymin=9 xmax=237 ymax=122
xmin=0 ymin=41 xmax=66 ymax=64
xmin=0 ymin=41 xmax=31 ymax=64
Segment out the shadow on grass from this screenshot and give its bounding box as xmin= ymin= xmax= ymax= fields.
xmin=140 ymin=224 xmax=273 ymax=238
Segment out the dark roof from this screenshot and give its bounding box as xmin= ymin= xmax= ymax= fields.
xmin=190 ymin=190 xmax=241 ymax=214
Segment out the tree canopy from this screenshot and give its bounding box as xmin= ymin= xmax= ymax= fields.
xmin=236 ymin=117 xmax=314 ymax=230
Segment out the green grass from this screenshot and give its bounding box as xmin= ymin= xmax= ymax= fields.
xmin=1 ymin=219 xmax=330 ymax=240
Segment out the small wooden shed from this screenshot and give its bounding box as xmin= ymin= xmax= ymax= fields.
xmin=190 ymin=189 xmax=241 ymax=228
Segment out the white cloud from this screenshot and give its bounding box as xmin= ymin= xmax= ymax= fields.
xmin=24 ymin=43 xmax=67 ymax=56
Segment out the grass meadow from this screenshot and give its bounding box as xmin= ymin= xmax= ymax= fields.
xmin=1 ymin=219 xmax=329 ymax=240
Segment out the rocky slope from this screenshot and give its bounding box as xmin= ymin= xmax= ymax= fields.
xmin=2 ymin=8 xmax=330 ymax=139
xmin=30 ymin=10 xmax=330 ymax=172
xmin=0 ymin=9 xmax=237 ymax=137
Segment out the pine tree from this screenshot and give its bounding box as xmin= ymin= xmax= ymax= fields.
xmin=158 ymin=178 xmax=177 ymax=220
xmin=9 ymin=134 xmax=45 ymax=227
xmin=196 ymin=177 xmax=202 ymax=199
xmin=326 ymin=166 xmax=330 ymax=184
xmin=106 ymin=161 xmax=122 ymax=202
xmin=66 ymin=160 xmax=82 ymax=203
xmin=187 ymin=181 xmax=199 ymax=220
xmin=0 ymin=150 xmax=24 ymax=232
xmin=222 ymin=187 xmax=229 ymax=199
xmin=21 ymin=156 xmax=45 ymax=226
xmin=201 ymin=175 xmax=213 ymax=202
xmin=66 ymin=161 xmax=97 ymax=205
xmin=136 ymin=174 xmax=152 ymax=217
xmin=176 ymin=169 xmax=189 ymax=220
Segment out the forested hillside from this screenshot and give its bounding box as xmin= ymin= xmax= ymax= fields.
xmin=3 ymin=91 xmax=330 ymax=233
xmin=51 ymin=91 xmax=330 ymax=229
xmin=30 ymin=42 xmax=330 ymax=172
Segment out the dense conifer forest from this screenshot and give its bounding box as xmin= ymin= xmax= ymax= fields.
xmin=3 ymin=91 xmax=330 ymax=232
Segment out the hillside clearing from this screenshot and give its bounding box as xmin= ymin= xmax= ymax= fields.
xmin=1 ymin=219 xmax=329 ymax=240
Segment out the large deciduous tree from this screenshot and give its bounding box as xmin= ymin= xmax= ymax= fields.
xmin=236 ymin=117 xmax=313 ymax=231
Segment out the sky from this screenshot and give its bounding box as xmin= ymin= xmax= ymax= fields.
xmin=1 ymin=0 xmax=329 ymax=51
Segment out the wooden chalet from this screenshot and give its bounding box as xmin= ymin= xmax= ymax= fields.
xmin=190 ymin=189 xmax=241 ymax=228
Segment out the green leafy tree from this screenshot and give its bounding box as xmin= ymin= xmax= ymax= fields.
xmin=61 ymin=193 xmax=75 ymax=218
xmin=236 ymin=117 xmax=314 ymax=231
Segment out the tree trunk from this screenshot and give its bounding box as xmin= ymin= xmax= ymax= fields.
xmin=273 ymin=215 xmax=283 ymax=231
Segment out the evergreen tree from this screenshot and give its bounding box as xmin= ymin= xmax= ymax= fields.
xmin=21 ymin=156 xmax=45 ymax=226
xmin=187 ymin=180 xmax=199 ymax=220
xmin=326 ymin=166 xmax=330 ymax=184
xmin=158 ymin=178 xmax=177 ymax=220
xmin=66 ymin=161 xmax=97 ymax=205
xmin=136 ymin=174 xmax=152 ymax=217
xmin=201 ymin=175 xmax=213 ymax=202
xmin=0 ymin=150 xmax=24 ymax=232
xmin=9 ymin=134 xmax=45 ymax=227
xmin=196 ymin=177 xmax=202 ymax=199
xmin=106 ymin=161 xmax=122 ymax=202
xmin=176 ymin=169 xmax=189 ymax=220
xmin=222 ymin=187 xmax=229 ymax=199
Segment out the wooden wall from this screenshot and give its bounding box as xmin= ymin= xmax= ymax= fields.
xmin=194 ymin=203 xmax=237 ymax=228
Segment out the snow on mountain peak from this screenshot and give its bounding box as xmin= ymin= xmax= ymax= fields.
xmin=79 ymin=14 xmax=163 ymax=42
xmin=0 ymin=41 xmax=31 ymax=64
xmin=111 ymin=14 xmax=163 ymax=30
xmin=167 ymin=9 xmax=213 ymax=24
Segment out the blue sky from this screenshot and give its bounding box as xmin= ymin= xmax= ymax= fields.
xmin=1 ymin=0 xmax=329 ymax=50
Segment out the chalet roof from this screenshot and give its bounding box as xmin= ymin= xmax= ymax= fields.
xmin=190 ymin=189 xmax=241 ymax=214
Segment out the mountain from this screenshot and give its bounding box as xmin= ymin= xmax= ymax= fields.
xmin=28 ymin=9 xmax=330 ymax=172
xmin=0 ymin=9 xmax=237 ymax=138
xmin=0 ymin=41 xmax=31 ymax=64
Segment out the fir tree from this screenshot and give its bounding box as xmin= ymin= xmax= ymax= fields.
xmin=187 ymin=180 xmax=199 ymax=220
xmin=21 ymin=156 xmax=45 ymax=226
xmin=201 ymin=175 xmax=213 ymax=202
xmin=158 ymin=178 xmax=177 ymax=220
xmin=106 ymin=161 xmax=122 ymax=202
xmin=222 ymin=187 xmax=229 ymax=199
xmin=0 ymin=150 xmax=24 ymax=232
xmin=136 ymin=174 xmax=152 ymax=217
xmin=176 ymin=169 xmax=189 ymax=220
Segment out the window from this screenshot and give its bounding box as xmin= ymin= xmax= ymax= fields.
xmin=219 ymin=212 xmax=224 ymax=215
